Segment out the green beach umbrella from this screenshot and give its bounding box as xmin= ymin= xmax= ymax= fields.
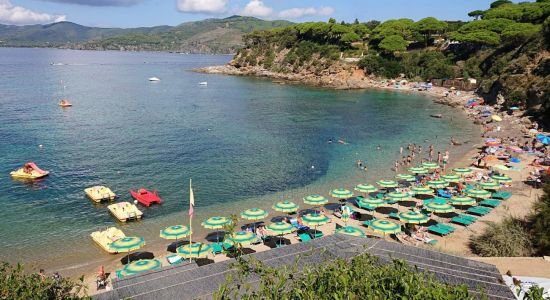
xmin=357 ymin=197 xmax=385 ymax=207
xmin=335 ymin=226 xmax=365 ymax=237
xmin=354 ymin=184 xmax=377 ymax=193
xmin=491 ymin=174 xmax=512 ymax=183
xmin=477 ymin=181 xmax=501 ymax=190
xmin=202 ymin=216 xmax=232 ymax=229
xmin=466 ymin=188 xmax=491 ymax=199
xmin=369 ymin=220 xmax=401 ymax=234
xmin=303 ymin=195 xmax=328 ymax=206
xmin=376 ymin=180 xmax=398 ymax=188
xmin=410 ymin=186 xmax=434 ymax=195
xmin=240 ymin=208 xmax=269 ymax=221
xmin=109 ymin=236 xmax=145 ymax=253
xmin=122 ymin=259 xmax=161 ymax=276
xmin=160 ymin=225 xmax=191 ymax=240
xmin=424 ymin=202 xmax=455 ymax=213
xmin=267 ymin=222 xmax=295 ymax=235
xmin=330 ymin=188 xmax=354 ymax=199
xmin=272 ymin=201 xmax=299 ymax=213
xmin=396 ymin=174 xmax=416 ymax=181
xmin=408 ymin=167 xmax=428 ymax=174
xmin=224 ymin=231 xmax=257 ymax=246
xmin=398 ymin=211 xmax=430 ymax=224
xmin=441 ymin=174 xmax=461 ymax=183
xmin=449 ymin=195 xmax=476 ymax=206
xmin=385 ymin=191 xmax=410 ymax=201
xmin=301 ymin=213 xmax=330 ymax=227
xmin=453 ymin=167 xmax=473 ymax=175
xmin=421 ymin=162 xmax=440 ymax=169
xmin=427 ymin=179 xmax=449 ymax=189
xmin=176 ymin=242 xmax=212 ymax=259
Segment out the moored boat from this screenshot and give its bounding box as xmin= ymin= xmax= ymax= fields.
xmin=107 ymin=202 xmax=143 ymax=222
xmin=130 ymin=188 xmax=161 ymax=207
xmin=148 ymin=77 xmax=160 ymax=81
xmin=90 ymin=227 xmax=126 ymax=254
xmin=59 ymin=99 xmax=72 ymax=107
xmin=85 ymin=186 xmax=117 ymax=203
xmin=10 ymin=162 xmax=49 ymax=179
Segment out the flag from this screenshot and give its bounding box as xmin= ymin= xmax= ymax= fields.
xmin=189 ymin=178 xmax=194 ymax=217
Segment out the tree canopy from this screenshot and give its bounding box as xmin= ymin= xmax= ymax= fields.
xmin=378 ymin=34 xmax=408 ymax=52
xmin=414 ymin=17 xmax=448 ymax=46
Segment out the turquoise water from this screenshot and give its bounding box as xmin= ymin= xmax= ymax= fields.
xmin=0 ymin=48 xmax=479 ymax=273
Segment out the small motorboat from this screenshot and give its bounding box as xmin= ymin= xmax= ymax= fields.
xmin=107 ymin=202 xmax=143 ymax=222
xmin=59 ymin=99 xmax=72 ymax=107
xmin=85 ymin=186 xmax=117 ymax=203
xmin=430 ymin=114 xmax=443 ymax=119
xmin=10 ymin=162 xmax=49 ymax=179
xmin=198 ymin=81 xmax=207 ymax=86
xmin=90 ymin=227 xmax=126 ymax=254
xmin=148 ymin=77 xmax=160 ymax=82
xmin=130 ymin=188 xmax=161 ymax=207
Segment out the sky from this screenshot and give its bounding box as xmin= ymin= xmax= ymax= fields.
xmin=0 ymin=0 xmax=525 ymax=28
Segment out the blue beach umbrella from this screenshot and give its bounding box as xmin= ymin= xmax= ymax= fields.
xmin=536 ymin=134 xmax=550 ymax=145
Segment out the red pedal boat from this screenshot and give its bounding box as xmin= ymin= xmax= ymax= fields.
xmin=130 ymin=188 xmax=161 ymax=207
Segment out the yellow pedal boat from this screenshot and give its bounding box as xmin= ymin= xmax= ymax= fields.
xmin=107 ymin=202 xmax=143 ymax=222
xmin=85 ymin=186 xmax=117 ymax=203
xmin=10 ymin=162 xmax=49 ymax=180
xmin=90 ymin=227 xmax=126 ymax=254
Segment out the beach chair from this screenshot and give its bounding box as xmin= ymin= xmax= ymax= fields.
xmin=427 ymin=225 xmax=450 ymax=236
xmin=166 ymin=254 xmax=184 ymax=265
xmin=385 ymin=199 xmax=398 ymax=205
xmin=479 ymin=199 xmax=502 ymax=208
xmin=436 ymin=223 xmax=456 ymax=233
xmin=466 ymin=206 xmax=492 ymax=216
xmin=356 ymin=201 xmax=377 ymax=211
xmin=492 ymin=191 xmax=512 ymax=200
xmin=437 ymin=189 xmax=452 ymax=198
xmin=375 ymin=193 xmax=385 ymax=199
xmin=451 ymin=214 xmax=477 ymax=226
xmin=298 ymin=232 xmax=312 ymax=242
xmin=290 ymin=219 xmax=309 ymax=231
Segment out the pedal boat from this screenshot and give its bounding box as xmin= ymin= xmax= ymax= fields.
xmin=90 ymin=227 xmax=126 ymax=254
xmin=59 ymin=99 xmax=72 ymax=107
xmin=107 ymin=202 xmax=143 ymax=222
xmin=85 ymin=186 xmax=117 ymax=203
xmin=130 ymin=188 xmax=161 ymax=207
xmin=10 ymin=162 xmax=49 ymax=179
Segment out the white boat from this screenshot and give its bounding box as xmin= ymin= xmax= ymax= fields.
xmin=198 ymin=81 xmax=208 ymax=86
xmin=148 ymin=77 xmax=160 ymax=82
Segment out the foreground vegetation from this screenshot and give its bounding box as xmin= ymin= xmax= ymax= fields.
xmin=470 ymin=178 xmax=550 ymax=257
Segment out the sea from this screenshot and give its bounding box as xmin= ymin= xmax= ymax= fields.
xmin=0 ymin=48 xmax=480 ymax=274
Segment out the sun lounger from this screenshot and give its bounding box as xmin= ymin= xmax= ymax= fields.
xmin=479 ymin=199 xmax=502 ymax=208
xmin=298 ymin=232 xmax=312 ymax=242
xmin=437 ymin=189 xmax=452 ymax=198
xmin=356 ymin=201 xmax=377 ymax=211
xmin=467 ymin=206 xmax=492 ymax=216
xmin=427 ymin=225 xmax=451 ymax=236
xmin=388 ymin=212 xmax=399 ymax=220
xmin=451 ymin=214 xmax=477 ymax=226
xmin=385 ymin=199 xmax=398 ymax=204
xmin=166 ymin=254 xmax=184 ymax=265
xmin=375 ymin=193 xmax=385 ymax=199
xmin=491 ymin=191 xmax=512 ymax=200
xmin=290 ymin=219 xmax=309 ymax=231
xmin=436 ymin=223 xmax=456 ymax=233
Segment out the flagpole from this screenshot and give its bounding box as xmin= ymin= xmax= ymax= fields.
xmin=189 ymin=178 xmax=193 ymax=263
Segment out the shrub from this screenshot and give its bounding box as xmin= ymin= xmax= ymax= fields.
xmin=528 ymin=181 xmax=550 ymax=255
xmin=470 ymin=217 xmax=533 ymax=257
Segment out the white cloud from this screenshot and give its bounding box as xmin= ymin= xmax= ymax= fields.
xmin=241 ymin=0 xmax=272 ymax=17
xmin=278 ymin=6 xmax=334 ymax=19
xmin=0 ymin=0 xmax=66 ymax=25
xmin=176 ymin=0 xmax=227 ymax=14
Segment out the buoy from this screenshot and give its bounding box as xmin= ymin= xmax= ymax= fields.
xmin=39 ymin=144 xmax=43 ymax=148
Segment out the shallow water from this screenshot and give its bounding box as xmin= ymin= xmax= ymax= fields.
xmin=0 ymin=48 xmax=479 ymax=273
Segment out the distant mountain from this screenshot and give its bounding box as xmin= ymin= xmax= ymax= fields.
xmin=0 ymin=16 xmax=293 ymax=54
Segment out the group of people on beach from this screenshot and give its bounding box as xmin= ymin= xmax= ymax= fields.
xmin=393 ymin=143 xmax=450 ymax=172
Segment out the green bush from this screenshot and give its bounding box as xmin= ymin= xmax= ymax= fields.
xmin=470 ymin=217 xmax=533 ymax=257
xmin=528 ymin=181 xmax=550 ymax=255
xmin=0 ymin=262 xmax=87 ymax=299
xmin=214 ymin=253 xmax=477 ymax=299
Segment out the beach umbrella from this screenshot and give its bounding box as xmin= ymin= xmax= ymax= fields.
xmin=368 ymin=220 xmax=401 ymax=235
xmin=410 ymin=186 xmax=434 ymax=195
xmin=477 ymin=181 xmax=501 ymax=190
xmin=224 ymin=231 xmax=257 ymax=247
xmin=385 ymin=191 xmax=410 ymax=201
xmin=160 ymin=225 xmax=191 ymax=240
xmin=398 ymin=211 xmax=429 ymax=224
xmin=267 ymin=222 xmax=294 ymax=235
xmin=272 ymin=201 xmax=299 ymax=213
xmin=449 ymin=195 xmax=476 ymax=206
xmin=109 ymin=236 xmax=145 ymax=264
xmin=396 ymin=174 xmax=416 ymax=181
xmin=466 ymin=188 xmax=491 ymax=199
xmin=536 ymin=134 xmax=550 ymax=145
xmin=427 ymin=179 xmax=448 ymax=189
xmin=240 ymin=208 xmax=269 ymax=221
xmin=421 ymin=162 xmax=440 ymax=169
xmin=441 ymin=174 xmax=461 ymax=183
xmin=491 ymin=174 xmax=512 ymax=183
xmin=408 ymin=167 xmax=428 ymax=174
xmin=303 ymin=195 xmax=328 ymax=206
xmin=301 ymin=213 xmax=330 ymax=227
xmin=424 ymin=202 xmax=455 ymax=213
xmin=376 ymin=180 xmax=398 ymax=188
xmin=122 ymin=259 xmax=161 ymax=276
xmin=176 ymin=242 xmax=212 ymax=259
xmin=202 ymin=216 xmax=232 ymax=229
xmin=493 ymin=164 xmax=510 ymax=171
xmin=335 ymin=226 xmax=365 ymax=237
xmin=357 ymin=197 xmax=385 ymax=207
xmin=330 ymin=188 xmax=354 ymax=199
xmin=354 ymin=184 xmax=377 ymax=193
xmin=453 ymin=167 xmax=473 ymax=175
